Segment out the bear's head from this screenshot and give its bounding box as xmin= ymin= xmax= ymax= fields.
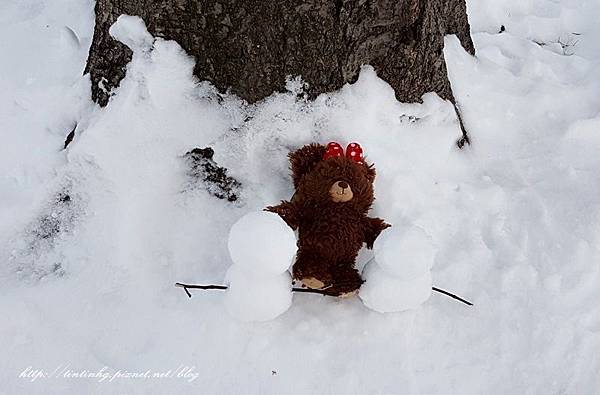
xmin=289 ymin=143 xmax=376 ymax=213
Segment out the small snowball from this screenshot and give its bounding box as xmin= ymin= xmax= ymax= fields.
xmin=109 ymin=15 xmax=154 ymax=52
xmin=228 ymin=211 xmax=297 ymax=276
xmin=359 ymin=261 xmax=432 ymax=313
xmin=224 ymin=265 xmax=293 ymax=322
xmin=374 ymin=225 xmax=436 ymax=280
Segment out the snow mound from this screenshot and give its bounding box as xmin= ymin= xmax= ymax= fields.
xmin=223 ymin=264 xmax=292 ymax=322
xmin=227 ymin=211 xmax=296 ymax=276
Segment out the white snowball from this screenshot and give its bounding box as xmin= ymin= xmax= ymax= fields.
xmin=359 ymin=261 xmax=432 ymax=313
xmin=109 ymin=15 xmax=154 ymax=52
xmin=228 ymin=211 xmax=297 ymax=276
xmin=374 ymin=225 xmax=436 ymax=280
xmin=224 ymin=265 xmax=293 ymax=322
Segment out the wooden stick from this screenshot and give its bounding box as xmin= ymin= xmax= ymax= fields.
xmin=175 ymin=283 xmax=227 ymax=297
xmin=432 ymin=286 xmax=473 ymax=306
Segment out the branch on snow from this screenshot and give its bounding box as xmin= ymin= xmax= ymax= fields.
xmin=174 ymin=282 xmax=473 ymax=306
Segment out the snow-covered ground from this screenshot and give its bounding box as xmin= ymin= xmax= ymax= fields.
xmin=2 ymin=0 xmax=600 ymax=393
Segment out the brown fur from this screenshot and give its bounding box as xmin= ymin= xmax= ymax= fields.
xmin=266 ymin=143 xmax=390 ymax=296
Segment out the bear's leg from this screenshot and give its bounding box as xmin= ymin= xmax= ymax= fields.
xmin=321 ymin=263 xmax=364 ymax=297
xmin=293 ymin=251 xmax=332 ymax=290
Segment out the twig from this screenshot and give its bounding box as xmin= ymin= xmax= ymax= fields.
xmin=175 ymin=282 xmax=227 ymax=297
xmin=175 ymin=281 xmax=355 ymax=296
xmin=432 ymin=287 xmax=473 ymax=306
xmin=452 ymin=100 xmax=470 ymax=149
xmin=174 ymin=282 xmax=473 ymax=306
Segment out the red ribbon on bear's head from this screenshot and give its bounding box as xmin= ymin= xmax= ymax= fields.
xmin=323 ymin=141 xmax=364 ymax=164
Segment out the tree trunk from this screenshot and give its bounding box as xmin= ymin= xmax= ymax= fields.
xmin=85 ymin=0 xmax=474 ymax=121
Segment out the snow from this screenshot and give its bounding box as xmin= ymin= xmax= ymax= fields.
xmin=224 ymin=265 xmax=293 ymax=322
xmin=360 ymin=263 xmax=433 ymax=313
xmin=108 ymin=15 xmax=154 ymax=52
xmin=374 ymin=224 xmax=436 ymax=280
xmin=225 ymin=211 xmax=295 ymax=321
xmin=360 ymin=224 xmax=435 ymax=312
xmin=227 ymin=211 xmax=296 ymax=277
xmin=2 ymin=0 xmax=600 ymax=393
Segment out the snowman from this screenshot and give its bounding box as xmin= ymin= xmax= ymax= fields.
xmin=359 ymin=224 xmax=436 ymax=313
xmin=224 ymin=211 xmax=297 ymax=321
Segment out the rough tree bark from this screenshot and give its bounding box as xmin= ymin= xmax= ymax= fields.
xmin=85 ymin=0 xmax=474 ymax=142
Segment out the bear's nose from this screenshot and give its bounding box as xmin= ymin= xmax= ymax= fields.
xmin=329 ymin=181 xmax=354 ymax=203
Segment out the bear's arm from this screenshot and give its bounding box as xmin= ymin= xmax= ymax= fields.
xmin=264 ymin=200 xmax=301 ymax=230
xmin=363 ymin=217 xmax=391 ymax=249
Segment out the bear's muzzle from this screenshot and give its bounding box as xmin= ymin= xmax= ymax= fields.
xmin=329 ymin=180 xmax=353 ymax=202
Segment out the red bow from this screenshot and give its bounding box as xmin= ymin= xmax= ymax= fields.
xmin=323 ymin=141 xmax=364 ymax=163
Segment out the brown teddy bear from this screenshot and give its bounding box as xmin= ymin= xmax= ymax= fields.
xmin=266 ymin=142 xmax=390 ymax=297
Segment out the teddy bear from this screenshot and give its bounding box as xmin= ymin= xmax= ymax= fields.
xmin=266 ymin=142 xmax=390 ymax=297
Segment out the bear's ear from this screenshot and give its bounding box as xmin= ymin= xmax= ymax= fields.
xmin=365 ymin=163 xmax=376 ymax=183
xmin=289 ymin=143 xmax=326 ymax=188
